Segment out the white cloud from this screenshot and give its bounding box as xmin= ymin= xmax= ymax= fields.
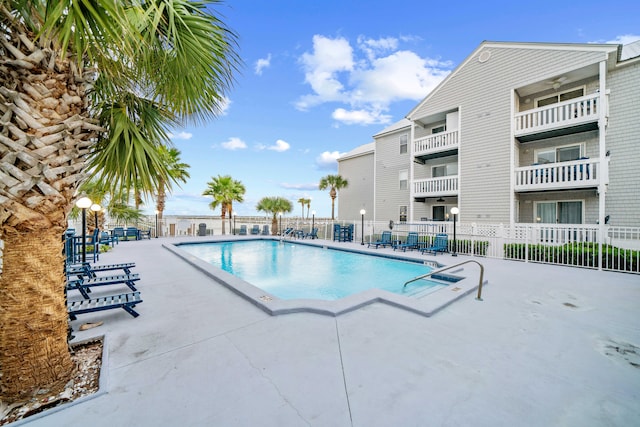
xmin=332 ymin=108 xmax=391 ymax=125
xmin=255 ymin=54 xmax=272 ymax=75
xmin=217 ymin=96 xmax=231 ymax=116
xmin=220 ymin=137 xmax=247 ymax=150
xmin=296 ymin=34 xmax=452 ymax=124
xmin=256 ymin=139 xmax=291 ymax=152
xmin=316 ymin=151 xmax=342 ymax=170
xmin=168 ymin=131 xmax=193 ymax=140
xmin=281 ymin=182 xmax=318 ymax=190
xmin=604 ymin=34 xmax=640 ymax=45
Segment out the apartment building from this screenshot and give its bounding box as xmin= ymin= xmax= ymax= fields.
xmin=338 ymin=41 xmax=640 ymax=227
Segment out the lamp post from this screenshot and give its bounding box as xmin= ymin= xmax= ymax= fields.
xmin=154 ymin=210 xmax=159 ymax=238
xmin=278 ymin=212 xmax=283 ymax=240
xmin=360 ymin=209 xmax=366 ymax=245
xmin=90 ymin=203 xmax=101 ymax=230
xmin=451 ymin=207 xmax=459 ymax=257
xmin=232 ymin=212 xmax=237 ymax=235
xmin=311 ymin=210 xmax=316 ymax=239
xmin=76 ymin=197 xmax=92 ymax=263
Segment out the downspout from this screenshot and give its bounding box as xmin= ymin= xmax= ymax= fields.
xmin=409 ymin=122 xmax=416 ymax=222
xmin=597 ymin=58 xmax=608 ymax=271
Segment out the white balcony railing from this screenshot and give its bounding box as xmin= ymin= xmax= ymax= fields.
xmin=413 ymin=175 xmax=459 ymax=197
xmin=514 ymin=93 xmax=600 ymax=137
xmin=514 ymin=158 xmax=599 ymax=191
xmin=413 ymin=130 xmax=459 ymax=157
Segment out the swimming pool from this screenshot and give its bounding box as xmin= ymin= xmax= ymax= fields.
xmin=179 ymin=240 xmax=445 ymax=300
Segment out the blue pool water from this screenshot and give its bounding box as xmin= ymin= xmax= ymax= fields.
xmin=180 ymin=240 xmax=444 ymax=300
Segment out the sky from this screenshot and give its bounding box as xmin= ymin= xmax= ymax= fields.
xmin=158 ymin=0 xmax=640 ymax=219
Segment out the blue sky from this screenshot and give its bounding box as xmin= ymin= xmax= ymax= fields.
xmin=158 ymin=0 xmax=639 ymax=218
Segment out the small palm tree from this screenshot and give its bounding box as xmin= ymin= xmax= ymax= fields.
xmin=156 ymin=146 xmax=190 ymax=236
xmin=203 ymin=175 xmax=246 ymax=234
xmin=319 ymin=175 xmax=349 ymax=220
xmin=306 ymin=199 xmax=312 ymax=218
xmin=297 ymin=197 xmax=311 ymax=218
xmin=256 ymin=197 xmax=293 ymax=235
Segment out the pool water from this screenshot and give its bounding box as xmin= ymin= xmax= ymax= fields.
xmin=180 ymin=240 xmax=445 ymax=300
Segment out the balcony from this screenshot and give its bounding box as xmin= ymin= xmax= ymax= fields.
xmin=514 ymin=158 xmax=599 ymax=192
xmin=413 ymin=130 xmax=459 ymax=162
xmin=514 ymin=93 xmax=601 ymax=142
xmin=413 ymin=176 xmax=459 ymax=198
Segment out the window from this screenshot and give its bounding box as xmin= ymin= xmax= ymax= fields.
xmin=432 ymin=205 xmax=446 ymax=221
xmin=399 ymin=170 xmax=408 ymax=190
xmin=432 ymin=163 xmax=458 ymax=177
xmin=399 ymin=134 xmax=408 ymax=154
xmin=536 ymin=201 xmax=583 ymax=224
xmin=399 ymin=206 xmax=407 ymax=223
xmin=535 ymin=144 xmax=582 ymax=164
xmin=536 ymin=87 xmax=584 ymax=107
xmin=432 ymin=125 xmax=446 ymax=134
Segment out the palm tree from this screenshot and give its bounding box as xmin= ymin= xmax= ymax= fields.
xmin=306 ymin=199 xmax=312 ymax=219
xmin=297 ymin=197 xmax=311 ymax=218
xmin=319 ymin=175 xmax=349 ymax=220
xmin=256 ymin=197 xmax=293 ymax=235
xmin=203 ymin=175 xmax=246 ymax=235
xmin=0 ymin=0 xmax=239 ymax=402
xmin=156 ymin=146 xmax=190 ymax=237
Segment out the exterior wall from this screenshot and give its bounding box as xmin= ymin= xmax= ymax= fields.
xmin=337 ymin=151 xmax=374 ymax=220
xmin=374 ymin=128 xmax=411 ymax=223
xmin=603 ymin=61 xmax=640 ymax=226
xmin=410 ymin=46 xmax=609 ymax=224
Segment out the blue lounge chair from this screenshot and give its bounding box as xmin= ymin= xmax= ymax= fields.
xmin=420 ymin=233 xmax=448 ymax=255
xmin=99 ymin=231 xmax=118 ymax=247
xmin=304 ymin=227 xmax=318 ymax=239
xmin=67 ymin=262 xmax=136 ymax=279
xmin=112 ymin=227 xmax=125 ymax=241
xmin=333 ymin=224 xmax=342 ymax=241
xmin=250 ymin=225 xmax=260 ymax=235
xmin=125 ymin=227 xmax=140 ymax=241
xmin=393 ymin=232 xmax=419 ymax=252
xmin=261 ymin=225 xmax=270 ymax=235
xmin=68 ymin=291 xmax=142 ymax=319
xmin=368 ymin=230 xmax=392 ymax=248
xmin=282 ymin=227 xmax=293 ymax=236
xmin=67 ymin=273 xmax=141 ymax=299
xmin=238 ymin=225 xmax=247 ymax=235
xmin=74 ymin=228 xmax=100 ymax=262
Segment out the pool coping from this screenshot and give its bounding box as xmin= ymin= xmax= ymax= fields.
xmin=164 ymin=237 xmax=486 ymax=318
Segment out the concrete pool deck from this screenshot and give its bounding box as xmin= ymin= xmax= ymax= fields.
xmin=23 ymin=235 xmax=640 ymax=426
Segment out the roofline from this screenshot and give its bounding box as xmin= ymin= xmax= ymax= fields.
xmin=406 ymin=40 xmax=621 ymax=120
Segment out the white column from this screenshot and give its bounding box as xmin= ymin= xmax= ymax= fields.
xmin=597 ymin=58 xmax=608 ymax=270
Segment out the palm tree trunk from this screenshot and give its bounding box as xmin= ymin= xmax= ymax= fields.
xmin=0 ymin=229 xmax=75 ymax=400
xmin=220 ymin=205 xmax=227 ymax=235
xmin=157 ymin=183 xmax=166 ymax=237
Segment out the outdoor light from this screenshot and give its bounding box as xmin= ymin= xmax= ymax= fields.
xmin=232 ymin=212 xmax=237 ymax=235
xmin=450 ymin=207 xmax=459 ymax=257
xmin=90 ymin=203 xmax=101 ymax=230
xmin=311 ymin=210 xmax=316 ymax=239
xmin=75 ymin=197 xmax=92 ymax=263
xmin=360 ymin=209 xmax=366 ymax=245
xmin=155 ymin=210 xmax=159 ymax=238
xmin=278 ymin=212 xmax=283 ymax=240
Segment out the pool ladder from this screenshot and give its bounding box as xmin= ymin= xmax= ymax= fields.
xmin=403 ymin=260 xmax=486 ymax=301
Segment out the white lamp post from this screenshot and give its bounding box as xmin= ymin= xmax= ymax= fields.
xmin=450 ymin=207 xmax=459 ymax=256
xmin=76 ymin=197 xmax=92 ymax=263
xmin=360 ymin=209 xmax=366 ymax=245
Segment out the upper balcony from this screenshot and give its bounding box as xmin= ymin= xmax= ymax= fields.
xmin=413 ymin=130 xmax=459 ymax=162
xmin=514 ymin=158 xmax=600 ymax=192
xmin=413 ymin=176 xmax=459 ymax=199
xmin=514 ymin=93 xmax=601 ymax=142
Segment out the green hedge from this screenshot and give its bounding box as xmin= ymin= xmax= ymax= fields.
xmin=504 ymin=242 xmax=639 ymax=272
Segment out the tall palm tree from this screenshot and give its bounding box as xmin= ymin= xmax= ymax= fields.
xmin=156 ymin=146 xmax=190 ymax=237
xmin=319 ymin=175 xmax=349 ymax=220
xmin=297 ymin=197 xmax=311 ymax=218
xmin=203 ymin=175 xmax=245 ymax=235
xmin=306 ymin=199 xmax=312 ymax=219
xmin=256 ymin=197 xmax=293 ymax=235
xmin=0 ymin=0 xmax=239 ymax=402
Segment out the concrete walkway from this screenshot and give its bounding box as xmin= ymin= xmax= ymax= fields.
xmin=23 ymin=236 xmax=640 ymax=426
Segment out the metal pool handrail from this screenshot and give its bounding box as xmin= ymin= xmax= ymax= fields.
xmin=403 ymin=259 xmax=486 ymax=301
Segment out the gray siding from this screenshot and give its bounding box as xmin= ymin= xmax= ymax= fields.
xmin=603 ymin=62 xmax=640 ymax=226
xmin=374 ymin=129 xmax=411 ymax=223
xmin=337 ymin=151 xmax=374 ymax=220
